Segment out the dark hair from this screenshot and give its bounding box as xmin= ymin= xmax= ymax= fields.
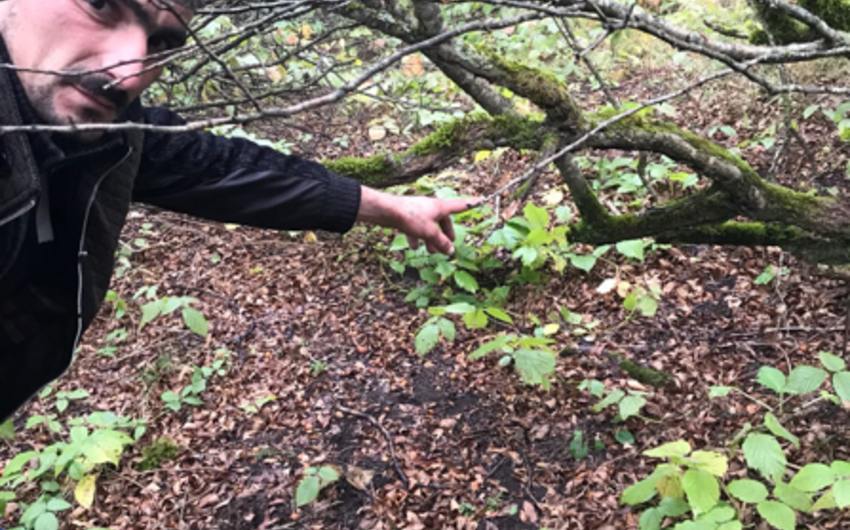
xmin=171 ymin=0 xmax=206 ymax=9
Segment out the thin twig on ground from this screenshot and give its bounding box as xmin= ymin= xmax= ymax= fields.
xmin=335 ymin=404 xmax=410 ymax=489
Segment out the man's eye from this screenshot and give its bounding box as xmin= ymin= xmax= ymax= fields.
xmin=85 ymin=0 xmax=112 ymax=12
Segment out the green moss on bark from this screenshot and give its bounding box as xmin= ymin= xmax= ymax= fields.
xmin=324 ymin=154 xmax=400 ymax=186
xmin=476 ymin=48 xmax=586 ymax=128
xmin=619 ymin=359 xmax=671 ymax=388
xmin=408 ymin=114 xmax=488 ymax=156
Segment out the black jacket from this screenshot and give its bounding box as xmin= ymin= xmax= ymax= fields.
xmin=0 ymin=65 xmax=361 ymax=420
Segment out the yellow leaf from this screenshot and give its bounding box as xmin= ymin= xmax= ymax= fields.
xmin=542 ymin=323 xmax=560 ymax=336
xmin=75 ymin=474 xmax=97 ymax=509
xmin=473 ymin=150 xmax=492 ymax=164
xmin=300 ymin=23 xmax=313 ymax=40
xmin=656 ymin=472 xmax=684 ymax=498
xmin=303 ymin=231 xmax=318 ymax=244
xmin=617 ymin=281 xmax=632 ymax=298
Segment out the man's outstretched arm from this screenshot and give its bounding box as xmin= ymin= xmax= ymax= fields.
xmin=134 ymin=105 xmax=473 ymax=253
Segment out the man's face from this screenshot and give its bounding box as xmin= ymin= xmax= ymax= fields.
xmin=0 ymin=0 xmax=192 ymax=139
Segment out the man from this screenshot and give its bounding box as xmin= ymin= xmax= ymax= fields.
xmin=0 ymin=0 xmax=473 ymax=420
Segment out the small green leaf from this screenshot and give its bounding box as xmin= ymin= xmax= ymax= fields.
xmin=691 ymin=451 xmax=728 ymax=477
xmin=484 ymin=307 xmax=514 ymax=324
xmin=698 ymin=505 xmax=735 ymax=524
xmin=415 ymin=324 xmax=440 ymax=355
xmin=728 ymin=479 xmax=769 ymax=503
xmin=683 ymin=469 xmax=720 ymax=515
xmin=618 ymin=395 xmax=646 ymax=420
xmin=764 ymin=412 xmax=800 ymax=449
xmin=523 ymin=203 xmax=550 ymax=229
xmin=819 ymin=351 xmax=846 ymax=372
xmin=437 ymin=318 xmax=456 ymax=342
xmin=317 ymin=465 xmax=341 ymax=484
xmin=789 ymin=463 xmax=835 ymax=492
xmin=569 ymin=254 xmax=597 ymax=272
xmin=833 ymin=371 xmax=850 ymax=402
xmin=34 ymin=512 xmax=59 ymax=530
xmin=709 ymin=386 xmax=734 ymax=398
xmin=139 ymin=300 xmax=163 ymax=330
xmin=774 ymin=482 xmax=813 ymax=513
xmin=442 ymin=302 xmax=476 ymax=314
xmin=513 ymin=349 xmax=556 ymax=389
xmin=389 ymin=234 xmax=408 ymax=251
xmin=615 ymin=430 xmax=635 ymax=445
xmin=468 ymin=335 xmax=512 ymax=360
xmin=643 ymin=440 xmax=692 ymax=459
xmin=616 ymin=239 xmax=646 ymax=261
xmin=756 ymin=366 xmax=786 ymax=394
xmin=638 ymin=507 xmax=663 ymax=530
xmin=462 ymin=309 xmax=488 ymax=329
xmin=181 ymin=307 xmax=209 ymax=337
xmin=0 ymin=419 xmax=14 ymax=440
xmin=835 ymin=479 xmax=850 ymax=508
xmin=756 ymin=500 xmax=796 ymax=530
xmin=454 ymin=271 xmax=479 ymax=293
xmin=620 ymin=465 xmax=678 ymax=506
xmin=658 ymin=496 xmax=690 ymax=517
xmin=742 ymin=433 xmax=786 ymax=482
xmin=593 ymin=389 xmax=625 ymax=413
xmin=783 ymin=365 xmax=826 ymax=395
xmin=831 ymin=460 xmax=850 ymax=478
xmin=296 ymin=475 xmax=321 ymax=507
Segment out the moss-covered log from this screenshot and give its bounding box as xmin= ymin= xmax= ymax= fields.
xmin=323 ymin=113 xmax=550 ymax=187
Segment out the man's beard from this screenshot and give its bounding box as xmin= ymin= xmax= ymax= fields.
xmin=27 ymin=72 xmax=131 ymax=142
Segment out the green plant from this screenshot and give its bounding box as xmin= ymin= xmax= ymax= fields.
xmin=133 ymin=287 xmax=209 ymax=337
xmin=569 ymin=430 xmax=590 ymax=460
xmin=754 ymin=265 xmax=790 ymax=286
xmin=160 ymin=353 xmax=229 ymax=412
xmin=309 ymin=360 xmax=327 ymax=377
xmin=467 ymin=333 xmax=558 ymax=389
xmin=0 ymin=411 xmax=142 ymax=529
xmin=138 ymin=438 xmax=181 ymax=471
xmin=239 ymin=394 xmax=276 ymax=415
xmin=580 ymin=378 xmax=649 ymax=421
xmin=295 ymin=465 xmax=341 ymax=507
xmin=622 ymin=352 xmax=850 ymax=529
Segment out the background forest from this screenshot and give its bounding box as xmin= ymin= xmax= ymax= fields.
xmin=2 ymin=0 xmax=850 ymax=529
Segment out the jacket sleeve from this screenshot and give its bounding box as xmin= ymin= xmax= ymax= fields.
xmin=132 ymin=106 xmax=361 ymax=233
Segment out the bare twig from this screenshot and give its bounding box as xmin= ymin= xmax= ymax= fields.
xmin=335 ymin=404 xmax=410 ymax=489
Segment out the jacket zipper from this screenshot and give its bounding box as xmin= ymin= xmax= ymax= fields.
xmin=11 ymin=146 xmax=133 ymax=419
xmin=0 ymin=198 xmax=36 ymax=228
xmin=71 ymin=147 xmax=134 ymax=357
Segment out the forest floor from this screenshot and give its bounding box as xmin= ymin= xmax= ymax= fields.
xmin=2 ymin=67 xmax=850 ymax=530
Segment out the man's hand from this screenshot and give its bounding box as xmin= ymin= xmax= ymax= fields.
xmin=357 ymin=186 xmax=479 ymax=255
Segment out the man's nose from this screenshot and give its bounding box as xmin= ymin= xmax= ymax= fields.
xmin=103 ymin=30 xmax=154 ymax=95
